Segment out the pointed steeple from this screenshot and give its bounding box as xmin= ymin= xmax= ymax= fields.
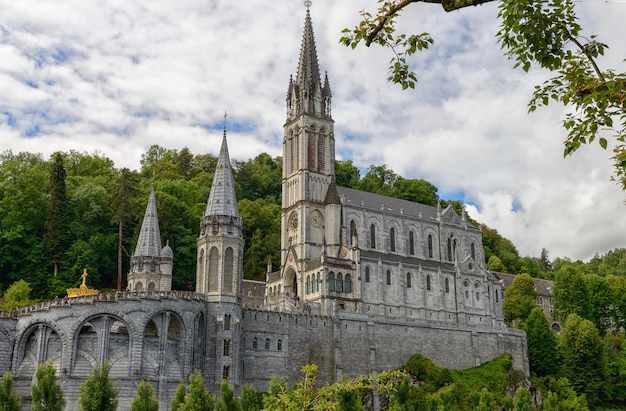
xmin=296 ymin=3 xmax=322 ymax=94
xmin=133 ymin=186 xmax=162 ymax=258
xmin=204 ymin=124 xmax=239 ymax=219
xmin=286 ymin=2 xmax=332 ymax=120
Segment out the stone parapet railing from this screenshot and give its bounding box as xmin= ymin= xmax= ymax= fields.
xmin=3 ymin=290 xmax=207 ymax=318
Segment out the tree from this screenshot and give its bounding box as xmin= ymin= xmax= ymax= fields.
xmin=340 ymin=0 xmax=626 ymax=190
xmin=215 ymin=380 xmax=241 ymax=411
xmin=502 ymin=273 xmax=537 ymax=325
xmin=0 ymin=279 xmax=34 ymax=310
xmin=0 ymin=371 xmax=21 ymax=411
xmin=538 ymin=248 xmax=552 ymax=273
xmin=391 ymin=177 xmax=439 ymax=206
xmin=130 ymin=381 xmax=158 ymax=411
xmin=171 ymin=381 xmax=186 ymax=411
xmin=46 ymin=152 xmax=71 ymax=277
xmin=110 ymin=168 xmax=140 ymax=291
xmin=262 ymin=364 xmax=403 ymax=411
xmin=560 ymin=314 xmax=607 ymax=403
xmin=238 ymin=384 xmax=262 ymax=411
xmin=525 ymin=308 xmax=560 ymax=377
xmin=582 ymin=274 xmax=612 ymax=335
xmin=355 ymin=164 xmax=398 ymax=196
xmin=553 ymin=266 xmax=591 ymax=322
xmin=31 ymin=362 xmax=65 ymax=411
xmin=179 ymin=369 xmax=215 ymax=411
xmin=335 ymin=160 xmax=361 ymax=188
xmin=78 ymin=362 xmax=119 ymax=411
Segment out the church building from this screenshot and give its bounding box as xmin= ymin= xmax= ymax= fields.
xmin=0 ymin=4 xmax=527 ymax=410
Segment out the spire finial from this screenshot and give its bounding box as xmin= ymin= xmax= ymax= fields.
xmin=223 ymin=110 xmax=227 ymax=137
xmin=304 ymin=1 xmax=312 ymax=11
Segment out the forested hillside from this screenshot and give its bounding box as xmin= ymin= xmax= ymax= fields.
xmin=1 ymin=147 xmax=624 ymax=300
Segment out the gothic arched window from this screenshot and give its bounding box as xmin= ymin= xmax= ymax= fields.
xmin=471 ymin=243 xmax=476 ymax=260
xmin=406 ymin=272 xmax=411 ymax=288
xmin=350 ymin=220 xmax=357 ymax=246
xmin=445 ymin=278 xmax=450 ymax=293
xmin=426 ymin=275 xmax=431 ymax=291
xmin=390 ymin=227 xmax=396 ymax=252
xmin=447 ymin=238 xmax=452 ymax=261
xmin=386 ymin=270 xmax=391 ymax=285
xmin=365 ymin=266 xmax=370 ymax=283
xmin=428 ymin=235 xmax=433 ymax=259
xmin=409 ymin=231 xmax=415 ymax=255
xmin=370 ymin=224 xmax=376 ymax=249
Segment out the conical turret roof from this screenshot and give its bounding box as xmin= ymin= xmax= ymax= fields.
xmin=204 ymin=132 xmax=239 ymax=218
xmin=133 ymin=187 xmax=162 ymax=258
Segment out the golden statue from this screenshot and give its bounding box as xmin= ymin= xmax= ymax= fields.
xmin=67 ymin=269 xmax=100 ymax=298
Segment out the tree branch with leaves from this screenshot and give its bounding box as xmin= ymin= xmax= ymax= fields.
xmin=341 ymin=0 xmax=626 ymax=192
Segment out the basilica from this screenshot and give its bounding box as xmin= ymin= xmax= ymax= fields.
xmin=0 ymin=5 xmax=527 ymax=410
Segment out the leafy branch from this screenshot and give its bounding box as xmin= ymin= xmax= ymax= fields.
xmin=340 ymin=0 xmax=626 ymax=192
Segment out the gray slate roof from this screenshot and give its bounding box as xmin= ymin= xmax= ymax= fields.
xmin=336 ymin=186 xmax=438 ymax=220
xmin=133 ymin=187 xmax=162 ymax=258
xmin=204 ymin=134 xmax=239 ymax=218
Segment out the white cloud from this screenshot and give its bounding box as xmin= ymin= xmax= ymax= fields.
xmin=0 ymin=0 xmax=625 ymax=262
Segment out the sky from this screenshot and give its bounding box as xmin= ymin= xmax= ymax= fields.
xmin=1 ymin=0 xmax=625 ymax=263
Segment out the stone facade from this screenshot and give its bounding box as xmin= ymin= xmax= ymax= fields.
xmin=0 ymin=5 xmax=528 ymax=410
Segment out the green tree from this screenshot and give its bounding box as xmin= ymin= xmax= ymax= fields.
xmin=78 ymin=362 xmax=119 ymax=411
xmin=171 ymin=381 xmax=186 ymax=411
xmin=553 ymin=266 xmax=591 ymax=322
xmin=31 ymin=362 xmax=65 ymax=411
xmin=487 ymin=255 xmax=506 ymax=272
xmin=46 ymin=152 xmax=71 ymax=278
xmin=130 ymin=381 xmax=158 ymax=411
xmin=234 ymin=153 xmax=282 ymax=203
xmin=560 ymin=314 xmax=607 ymax=403
xmin=538 ymin=248 xmax=552 ymax=273
xmin=238 ymin=384 xmax=262 ymax=411
xmin=111 ymin=168 xmax=140 ymax=291
xmin=470 ymin=388 xmax=497 ymax=411
xmin=502 ymin=273 xmax=538 ymax=325
xmin=334 ymin=160 xmax=361 ymax=188
xmin=180 ymin=370 xmax=215 ymax=411
xmin=525 ymin=308 xmax=560 ymax=377
xmin=0 ymin=151 xmax=49 ymax=295
xmin=583 ymin=274 xmax=612 ymax=335
xmin=0 ymin=371 xmax=21 ymax=411
xmin=340 ymin=0 xmax=626 ymax=190
xmin=215 ymin=380 xmax=241 ymax=411
xmin=391 ymin=177 xmax=439 ymax=206
xmin=355 ymin=164 xmax=398 ymax=196
xmin=512 ymin=387 xmax=536 ymax=411
xmin=0 ymin=279 xmax=34 ymax=310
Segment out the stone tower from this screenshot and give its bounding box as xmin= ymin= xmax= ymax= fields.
xmin=280 ymin=2 xmax=335 ymax=297
xmin=196 ymin=125 xmax=244 ymax=387
xmin=127 ymin=187 xmax=173 ymax=292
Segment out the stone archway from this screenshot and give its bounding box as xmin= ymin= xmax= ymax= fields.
xmin=284 ymin=267 xmax=297 ymax=297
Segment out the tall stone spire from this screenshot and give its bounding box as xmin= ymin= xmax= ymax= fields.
xmin=286 ymin=2 xmax=332 ymax=120
xmin=203 ymin=125 xmax=239 ymax=220
xmin=296 ymin=3 xmax=321 ymax=94
xmin=133 ymin=186 xmax=162 ymax=258
xmin=197 ymin=116 xmax=243 ymax=300
xmin=127 ymin=187 xmax=172 ymax=292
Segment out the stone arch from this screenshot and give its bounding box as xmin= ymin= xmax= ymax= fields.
xmin=136 ymin=281 xmax=143 ymax=292
xmin=283 ymin=266 xmax=298 ymax=296
xmin=69 ymin=310 xmax=137 ymax=378
xmin=141 ymin=310 xmax=186 ymax=381
xmin=224 ymin=247 xmax=234 ymax=294
xmin=208 ymin=246 xmax=219 ymax=292
xmin=14 ymin=321 xmax=65 ymax=377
